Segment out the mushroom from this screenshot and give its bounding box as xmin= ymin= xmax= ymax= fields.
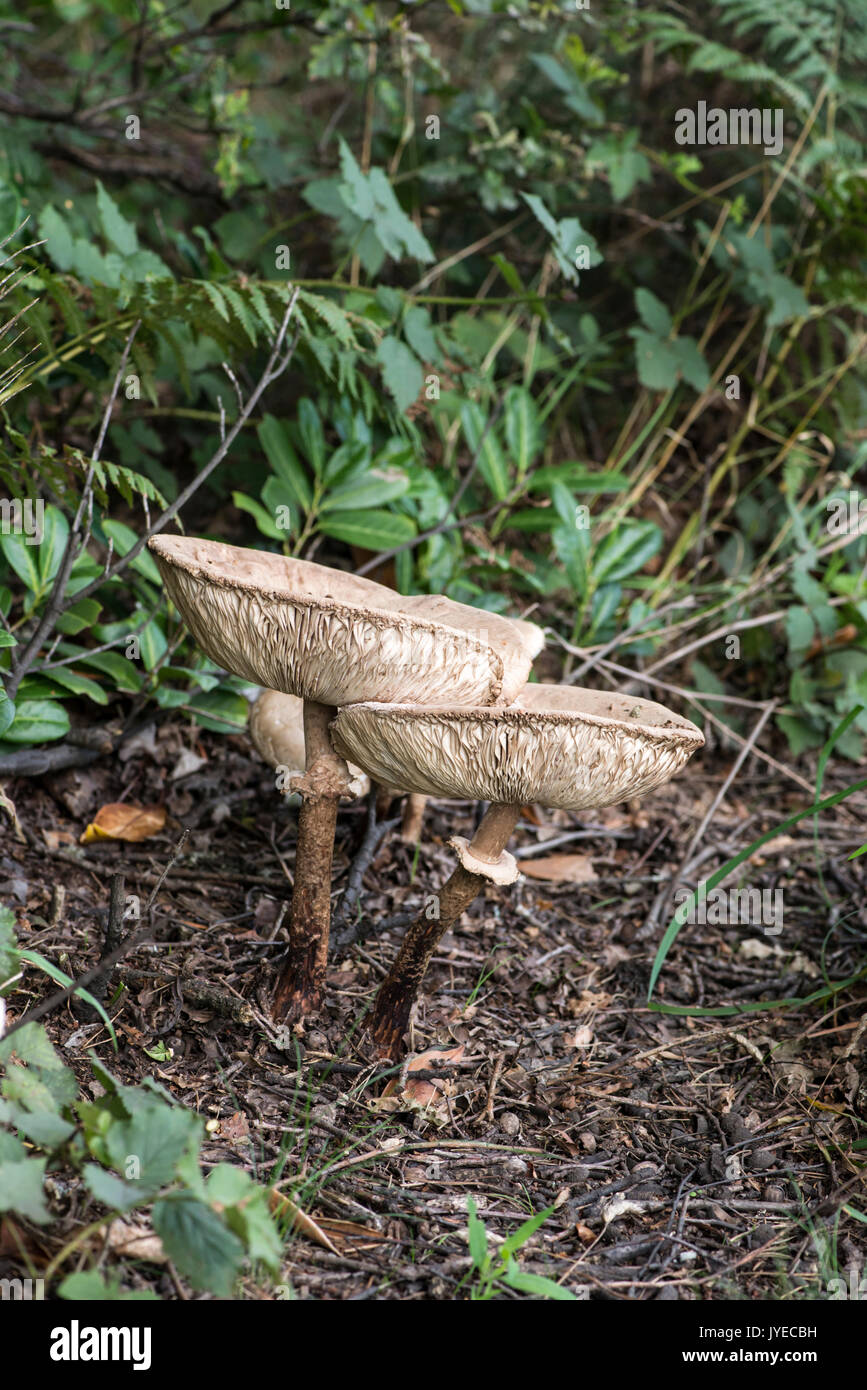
xmin=249 ymin=689 xmax=370 ymax=800
xmin=148 ymin=536 xmax=544 ymax=1019
xmin=331 ymin=684 xmax=704 ymax=1058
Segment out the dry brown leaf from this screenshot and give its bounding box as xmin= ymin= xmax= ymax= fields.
xmin=268 ymin=1190 xmax=341 ymax=1254
xmin=520 ymin=854 xmax=597 ymax=884
xmin=80 ymin=802 xmax=166 ymax=844
xmin=102 ymin=1218 xmax=166 ymax=1263
xmin=219 ymin=1111 xmax=250 ymax=1143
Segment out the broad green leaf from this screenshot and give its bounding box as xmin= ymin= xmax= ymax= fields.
xmin=96 ymin=181 xmax=138 ymax=257
xmin=320 ymin=468 xmax=409 ymax=513
xmin=139 ymin=620 xmax=167 ymax=670
xmin=0 ymin=630 xmax=16 ymax=648
xmin=376 ymin=336 xmax=423 ymax=413
xmin=403 ymin=306 xmax=442 ymax=366
xmin=188 ymin=689 xmax=249 ymax=734
xmin=631 ymin=330 xmax=681 ymax=390
xmin=503 ymin=386 xmax=542 ymax=476
xmin=503 ymin=1265 xmax=578 ymax=1300
xmin=592 ymin=522 xmax=662 ymax=585
xmin=0 ymin=1158 xmax=50 ymax=1224
xmin=528 ymin=465 xmax=629 ymax=494
xmin=40 ymin=666 xmax=108 ymax=705
xmin=152 ymin=1194 xmax=245 ymax=1296
xmin=323 ymin=440 xmax=371 ymax=487
xmin=257 ymin=415 xmax=312 ymax=510
xmin=0 ymin=692 xmax=14 ymax=738
xmin=232 ymin=490 xmax=284 ymax=540
xmin=3 ymin=699 xmax=70 ymax=743
xmin=319 ymin=509 xmax=416 ymax=551
xmin=75 ymin=649 xmax=143 ymax=692
xmin=460 ymin=401 xmax=510 ymax=500
xmin=636 ymin=289 xmax=672 ymax=337
xmin=296 ymin=398 xmax=326 ymax=476
xmin=54 ymin=597 xmax=102 ymax=636
xmin=101 ymin=519 xmax=161 ymax=584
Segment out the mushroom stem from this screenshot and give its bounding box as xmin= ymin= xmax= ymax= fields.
xmin=272 ymin=700 xmax=351 ymax=1021
xmin=399 ymin=792 xmax=428 ymax=845
xmin=367 ymin=801 xmax=521 ymax=1058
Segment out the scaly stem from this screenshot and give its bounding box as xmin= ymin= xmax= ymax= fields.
xmin=367 ymin=802 xmax=520 ymax=1059
xmin=272 ymin=700 xmax=350 ymax=1021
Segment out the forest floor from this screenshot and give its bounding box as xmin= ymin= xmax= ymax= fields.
xmin=2 ymin=716 xmax=866 ymax=1301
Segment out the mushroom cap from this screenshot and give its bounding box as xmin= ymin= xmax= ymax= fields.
xmin=149 ymin=536 xmax=543 ymax=707
xmin=331 ymin=684 xmax=704 ymax=811
xmin=249 ymin=688 xmax=370 ymax=799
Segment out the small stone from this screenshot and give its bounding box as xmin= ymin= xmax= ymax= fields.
xmin=578 ymin=1131 xmax=597 ymax=1153
xmin=499 ymin=1111 xmax=520 ymax=1136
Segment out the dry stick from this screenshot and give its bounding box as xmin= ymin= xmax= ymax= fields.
xmin=367 ymin=803 xmax=521 ymax=1060
xmin=271 ymin=701 xmax=353 ymax=1020
xmin=0 ymin=831 xmax=188 ymax=1045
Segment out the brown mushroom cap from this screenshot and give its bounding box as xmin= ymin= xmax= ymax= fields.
xmin=331 ymin=684 xmax=704 ymax=811
xmin=149 ymin=536 xmax=543 ymax=707
xmin=249 ymin=689 xmax=369 ymax=798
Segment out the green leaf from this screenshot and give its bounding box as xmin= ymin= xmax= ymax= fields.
xmin=232 ymin=491 xmax=284 ymax=540
xmin=0 ymin=630 xmax=16 ymax=648
xmin=636 ymin=289 xmax=672 ymax=337
xmin=152 ymin=1194 xmax=245 ymax=1296
xmin=257 ymin=415 xmax=312 ymax=510
xmin=75 ymin=649 xmax=142 ymax=692
xmin=0 ymin=504 xmax=68 ymax=597
xmin=17 ymin=950 xmax=114 ymax=1041
xmin=139 ymin=619 xmax=167 ymax=671
xmin=319 ymin=509 xmax=416 ymax=552
xmin=631 ymin=331 xmax=681 ymax=390
xmin=206 ymin=1165 xmax=282 ymax=1273
xmin=83 ymin=1163 xmax=154 ymax=1213
xmin=54 ymin=597 xmax=102 ymax=636
xmin=503 ymin=386 xmax=542 ymax=476
xmin=0 ymin=691 xmax=15 ymax=738
xmin=0 ymin=905 xmax=16 ymax=983
xmin=467 ymin=1198 xmax=488 ymax=1268
xmin=592 ymin=522 xmax=662 ymax=585
xmin=786 ymin=606 xmax=815 ymax=654
xmin=188 ymin=689 xmax=249 ymax=734
xmin=59 ymin=1270 xmax=159 ymax=1301
xmin=101 ymin=519 xmax=161 ymax=584
xmin=103 ymin=1097 xmax=201 ymax=1196
xmin=320 ymin=469 xmax=410 ymax=513
xmin=503 ymin=1265 xmax=578 ymax=1299
xmin=460 ymin=401 xmax=510 ymax=500
xmin=3 ymin=699 xmax=70 ymax=743
xmin=39 ymin=666 xmax=108 ymax=705
xmin=376 ymin=336 xmax=423 ymax=413
xmin=39 ymin=206 xmax=75 ymax=271
xmin=0 ymin=1158 xmax=50 ymax=1224
xmin=403 ymin=306 xmax=442 ymax=366
xmin=96 ymin=181 xmax=138 ymax=257
xmin=295 ymin=398 xmax=326 ymax=477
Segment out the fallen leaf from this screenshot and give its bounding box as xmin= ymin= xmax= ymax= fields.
xmin=268 ymin=1190 xmax=341 ymax=1254
xmin=380 ymin=1044 xmax=465 ymax=1108
xmin=102 ymin=1218 xmax=166 ymax=1263
xmin=219 ymin=1111 xmax=250 ymax=1143
xmin=80 ymin=802 xmax=166 ymax=844
xmin=520 ymin=854 xmax=597 ymax=884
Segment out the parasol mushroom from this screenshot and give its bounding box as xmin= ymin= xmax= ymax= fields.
xmin=148 ymin=535 xmax=544 ymax=1019
xmin=331 ymin=684 xmax=704 ymax=1058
